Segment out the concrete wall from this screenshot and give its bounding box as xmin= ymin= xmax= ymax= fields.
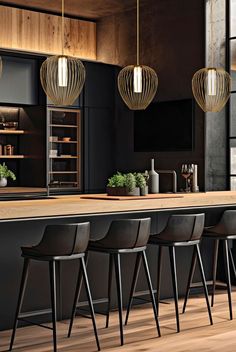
xmin=205 ymin=0 xmax=228 ymax=191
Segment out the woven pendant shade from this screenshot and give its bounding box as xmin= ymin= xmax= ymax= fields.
xmin=192 ymin=68 xmax=231 ymax=113
xmin=40 ymin=55 xmax=85 ymax=106
xmin=192 ymin=0 xmax=231 ymax=113
xmin=118 ymin=65 xmax=158 ymax=110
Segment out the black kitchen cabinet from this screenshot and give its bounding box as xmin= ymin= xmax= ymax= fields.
xmin=0 ymin=55 xmax=40 ymax=105
xmin=83 ymin=107 xmax=115 ymax=193
xmin=83 ymin=62 xmax=115 ymax=108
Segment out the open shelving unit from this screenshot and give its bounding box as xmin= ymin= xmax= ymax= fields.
xmin=47 ymin=108 xmax=81 ymax=192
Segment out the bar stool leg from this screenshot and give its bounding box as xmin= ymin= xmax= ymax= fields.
xmin=223 ymin=239 xmax=233 ymax=320
xmin=125 ymin=252 xmax=142 ymax=325
xmin=182 ymin=246 xmax=197 ymax=313
xmin=49 ymin=260 xmax=57 ymax=352
xmin=56 ymin=261 xmax=62 ymax=321
xmin=9 ymin=258 xmax=30 ymax=351
xmin=211 ymin=239 xmax=219 ymax=307
xmin=142 ymin=251 xmax=161 ymax=337
xmin=229 ymin=246 xmax=236 ymax=279
xmin=68 ymin=253 xmax=89 ymax=337
xmin=114 ymin=253 xmax=124 ymax=346
xmin=169 ymin=246 xmax=180 ymax=333
xmin=156 ymin=246 xmax=163 ymax=316
xmin=196 ymin=244 xmax=213 ymax=325
xmin=80 ymin=256 xmax=100 ymax=351
xmin=106 ymin=254 xmax=114 ymax=328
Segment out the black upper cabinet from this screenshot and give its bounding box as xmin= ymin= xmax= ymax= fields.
xmin=83 ymin=62 xmax=115 ymax=108
xmin=0 ymin=56 xmax=39 ymax=105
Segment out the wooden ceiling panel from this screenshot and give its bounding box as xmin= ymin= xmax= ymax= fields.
xmin=1 ymin=0 xmax=148 ymax=19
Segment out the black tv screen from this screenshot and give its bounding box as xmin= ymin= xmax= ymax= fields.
xmin=134 ymin=99 xmax=194 ymax=152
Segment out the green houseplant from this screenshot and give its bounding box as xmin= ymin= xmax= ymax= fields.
xmin=107 ymin=172 xmax=140 ymax=196
xmin=0 ymin=163 xmax=16 ymax=187
xmin=124 ymin=173 xmax=140 ymax=196
xmin=107 ymin=172 xmax=127 ymax=196
xmin=135 ymin=172 xmax=148 ymax=196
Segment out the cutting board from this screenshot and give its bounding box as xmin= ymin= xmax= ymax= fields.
xmin=80 ymin=194 xmax=183 ymax=201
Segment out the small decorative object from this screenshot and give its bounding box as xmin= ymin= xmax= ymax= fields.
xmin=0 ymin=162 xmax=16 ymax=187
xmin=181 ymin=164 xmax=193 ymax=192
xmin=4 ymin=144 xmax=14 ymax=155
xmin=62 ymin=137 xmax=71 ymax=142
xmin=117 ymin=0 xmax=158 ymax=110
xmin=135 ymin=172 xmax=148 ymax=196
xmin=49 ymin=149 xmax=58 ymax=157
xmin=192 ymin=0 xmax=231 ymax=112
xmin=148 ymin=159 xmax=159 ymax=193
xmin=49 ymin=136 xmax=58 ymax=142
xmin=3 ymin=121 xmax=18 ymax=130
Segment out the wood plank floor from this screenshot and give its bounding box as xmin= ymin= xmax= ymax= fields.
xmin=1 ymin=291 xmax=236 ymax=352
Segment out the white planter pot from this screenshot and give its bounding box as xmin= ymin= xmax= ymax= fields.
xmin=0 ymin=177 xmax=7 ymax=187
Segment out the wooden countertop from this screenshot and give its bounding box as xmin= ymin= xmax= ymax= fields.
xmin=0 ymin=191 xmax=236 ymax=221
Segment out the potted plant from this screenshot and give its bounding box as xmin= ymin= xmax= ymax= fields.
xmin=0 ymin=163 xmax=16 ymax=187
xmin=107 ymin=172 xmax=127 ymax=196
xmin=135 ymin=172 xmax=148 ymax=196
xmin=107 ymin=172 xmax=140 ymax=196
xmin=124 ymin=173 xmax=140 ymax=196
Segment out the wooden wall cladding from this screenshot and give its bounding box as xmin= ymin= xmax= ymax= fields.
xmin=0 ymin=5 xmax=96 ymax=60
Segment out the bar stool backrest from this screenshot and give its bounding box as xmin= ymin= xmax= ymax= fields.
xmin=34 ymin=223 xmax=90 ymax=256
xmin=102 ymin=218 xmax=151 ymax=249
xmin=209 ymin=210 xmax=236 ymax=235
xmin=159 ymin=214 xmax=205 ymax=242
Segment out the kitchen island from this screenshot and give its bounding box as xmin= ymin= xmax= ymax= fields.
xmin=1 ymin=191 xmax=236 ymax=330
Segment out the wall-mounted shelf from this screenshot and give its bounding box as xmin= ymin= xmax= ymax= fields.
xmin=48 ymin=108 xmax=81 ymax=192
xmin=49 ymin=156 xmax=77 ymax=159
xmin=0 ymin=130 xmax=25 ymax=135
xmin=49 ymin=124 xmax=77 ymax=128
xmin=0 ymin=155 xmax=25 ymax=159
xmin=49 ymin=171 xmax=78 ymax=174
xmin=51 ymin=141 xmax=78 ymax=144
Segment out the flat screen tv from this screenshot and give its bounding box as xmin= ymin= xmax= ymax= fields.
xmin=134 ymin=99 xmax=194 ymax=152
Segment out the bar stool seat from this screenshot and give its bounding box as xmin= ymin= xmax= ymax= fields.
xmin=9 ymin=223 xmax=100 ymax=352
xmin=184 ymin=210 xmax=236 ymax=320
xmin=68 ymin=218 xmax=161 ymax=346
xmin=125 ymin=213 xmax=213 ymax=333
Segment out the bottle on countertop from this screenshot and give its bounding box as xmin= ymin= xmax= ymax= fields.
xmin=192 ymin=164 xmax=199 ymax=192
xmin=149 ymin=158 xmax=159 ymax=193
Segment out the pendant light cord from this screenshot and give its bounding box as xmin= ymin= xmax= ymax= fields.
xmin=210 ymin=0 xmax=213 ymax=67
xmin=137 ymin=0 xmax=140 ymax=66
xmin=61 ymin=0 xmax=65 ymax=56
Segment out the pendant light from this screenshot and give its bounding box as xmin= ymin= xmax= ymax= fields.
xmin=40 ymin=0 xmax=85 ymax=106
xmin=118 ymin=0 xmax=158 ymax=110
xmin=192 ymin=0 xmax=231 ymax=112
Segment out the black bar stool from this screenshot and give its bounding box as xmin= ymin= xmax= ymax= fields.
xmin=68 ymin=218 xmax=161 ymax=346
xmin=9 ymin=223 xmax=100 ymax=352
xmin=125 ymin=213 xmax=213 ymax=333
xmin=183 ymin=210 xmax=236 ymax=320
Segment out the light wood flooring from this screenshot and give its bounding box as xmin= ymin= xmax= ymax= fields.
xmin=1 ymin=291 xmax=236 ymax=352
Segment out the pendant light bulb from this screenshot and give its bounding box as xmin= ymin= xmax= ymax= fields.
xmin=207 ymin=68 xmax=216 ymax=96
xmin=134 ymin=66 xmax=142 ymax=93
xmin=58 ymin=56 xmax=68 ymax=87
